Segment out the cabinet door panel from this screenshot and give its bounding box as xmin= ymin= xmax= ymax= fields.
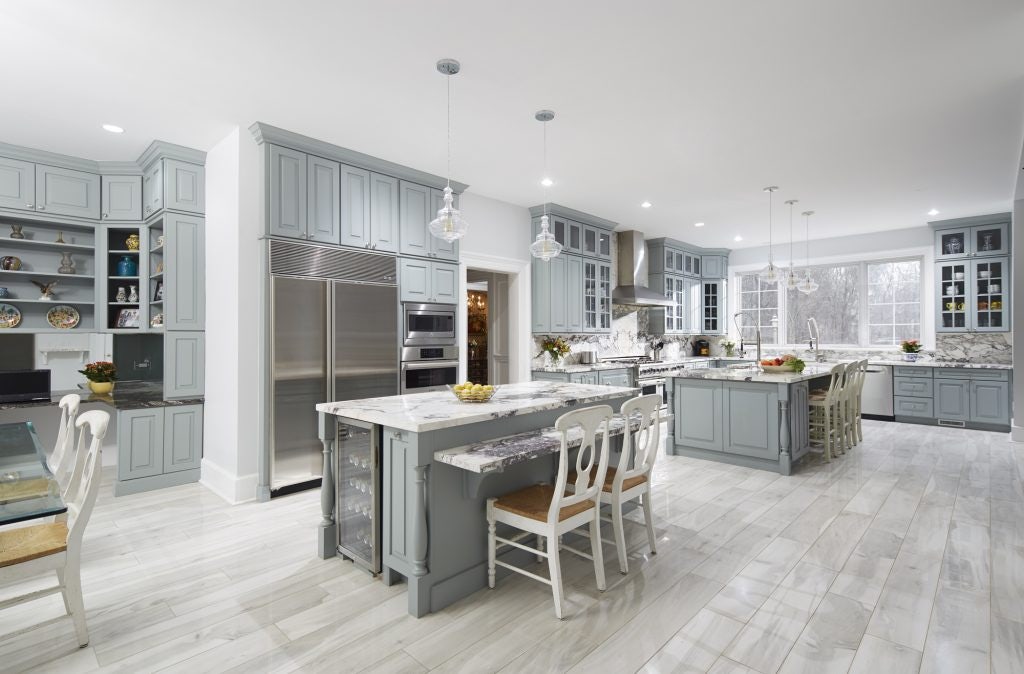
xmin=399 ymin=181 xmax=430 ymax=257
xmin=269 ymin=146 xmax=307 ymax=238
xmin=723 ymin=384 xmax=779 ymax=459
xmin=369 ymin=173 xmax=399 ymax=252
xmin=565 ymin=255 xmax=583 ymax=333
xmin=936 ymin=261 xmax=970 ymax=333
xmin=532 ymin=259 xmax=551 ymax=333
xmin=163 ymin=405 xmax=203 ymax=473
xmin=340 ymin=163 xmax=373 ymax=248
xmin=163 ymin=159 xmax=205 ymax=214
xmin=101 ymin=175 xmax=142 ymax=221
xmin=548 ymin=255 xmax=568 ymax=333
xmin=970 ymin=380 xmax=1009 ymax=425
xmin=142 ymin=161 xmax=163 ymax=216
xmin=429 ymin=188 xmax=459 ymax=260
xmin=935 ymin=228 xmax=969 ymax=259
xmin=399 ymin=258 xmax=431 ymax=303
xmin=308 ymin=156 xmax=342 ymax=245
xmin=598 ymin=370 xmax=630 ymax=387
xmin=934 ymin=378 xmax=970 ymax=422
xmin=971 ymin=257 xmax=1009 ymax=332
xmin=674 ymin=380 xmax=723 ymax=451
xmin=35 ymin=165 xmax=101 ymax=219
xmin=431 ymin=262 xmax=458 ymax=304
xmin=972 ymin=223 xmax=1008 ymax=257
xmin=0 ymin=157 xmax=36 ymax=210
xmin=164 ymin=214 xmax=205 ymax=330
xmin=164 ymin=331 xmax=205 ymax=399
xmin=118 ymin=409 xmax=164 ymax=480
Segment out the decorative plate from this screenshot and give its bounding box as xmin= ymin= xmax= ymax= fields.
xmin=46 ymin=304 xmax=80 ymax=330
xmin=0 ymin=303 xmax=21 ymax=329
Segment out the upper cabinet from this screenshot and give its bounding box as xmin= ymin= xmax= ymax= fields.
xmin=429 ymin=188 xmax=459 ymax=260
xmin=310 ymin=156 xmax=343 ymax=245
xmin=164 ymin=213 xmax=206 ymax=331
xmin=369 ymin=173 xmax=399 ymax=253
xmin=934 ymin=215 xmax=1010 ymax=259
xmin=142 ymin=160 xmax=163 ymax=216
xmin=398 ymin=180 xmax=459 ymax=261
xmin=35 ymin=165 xmax=101 ymax=220
xmin=702 ymin=255 xmax=727 ymax=279
xmin=0 ymin=157 xmax=35 ymax=211
xmin=101 ymin=175 xmax=142 ymax=221
xmin=269 ymin=145 xmax=308 ymax=239
xmin=581 ymin=225 xmax=611 ymax=260
xmin=933 ymin=214 xmax=1012 ymax=334
xmin=143 ymin=158 xmax=204 ymax=218
xmin=398 ymin=257 xmax=458 ymax=304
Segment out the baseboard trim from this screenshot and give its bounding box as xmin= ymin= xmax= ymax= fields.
xmin=1012 ymin=425 xmax=1024 ymax=443
xmin=200 ymin=458 xmax=258 ymax=505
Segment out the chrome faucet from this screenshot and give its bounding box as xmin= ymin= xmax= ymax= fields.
xmin=733 ymin=312 xmax=762 ymax=364
xmin=807 ymin=317 xmax=824 ymax=362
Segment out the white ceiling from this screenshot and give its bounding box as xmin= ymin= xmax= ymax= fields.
xmin=2 ymin=0 xmax=1023 ymax=248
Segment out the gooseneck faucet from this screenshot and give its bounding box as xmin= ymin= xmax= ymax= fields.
xmin=733 ymin=312 xmax=762 ymax=364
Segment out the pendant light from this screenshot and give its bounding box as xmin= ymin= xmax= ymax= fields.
xmin=529 ymin=110 xmax=563 ymax=261
xmin=797 ymin=210 xmax=819 ymax=294
xmin=428 ymin=58 xmax=469 ymax=243
xmin=759 ymin=186 xmax=780 ymax=282
xmin=784 ymin=199 xmax=800 ymax=290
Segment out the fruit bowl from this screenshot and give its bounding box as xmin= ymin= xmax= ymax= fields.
xmin=448 ymin=384 xmax=499 ymax=403
xmin=760 ymin=364 xmax=792 ymax=373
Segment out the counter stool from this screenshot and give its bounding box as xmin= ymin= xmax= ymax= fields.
xmin=849 ymin=360 xmax=869 ymax=446
xmin=486 ymin=405 xmax=612 ymax=619
xmin=809 ymin=363 xmax=846 ymax=461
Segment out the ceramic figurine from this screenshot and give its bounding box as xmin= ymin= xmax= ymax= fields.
xmin=155 ymin=261 xmax=164 ymax=274
xmin=55 ymin=231 xmax=65 ymax=244
xmin=116 ymin=287 xmax=127 ymax=303
xmin=58 ymin=251 xmax=75 ymax=274
xmin=0 ymin=256 xmax=22 ymax=271
xmin=9 ymin=225 xmax=24 ymax=239
xmin=0 ymin=287 xmax=9 ymax=298
xmin=125 ymin=233 xmax=140 ymax=251
xmin=151 ymin=312 xmax=164 ymax=327
xmin=116 ymin=255 xmax=138 ymax=276
xmin=156 ymin=235 xmax=165 ymax=248
xmin=31 ymin=280 xmax=57 ymax=300
xmin=128 ymin=285 xmax=139 ymax=303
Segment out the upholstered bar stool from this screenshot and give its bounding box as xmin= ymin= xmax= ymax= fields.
xmin=486 ymin=405 xmax=612 ymax=619
xmin=808 ymin=363 xmax=846 ymax=461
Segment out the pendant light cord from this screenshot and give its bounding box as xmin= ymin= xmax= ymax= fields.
xmin=767 ymin=189 xmax=774 ymax=264
xmin=542 ymin=120 xmax=548 ymax=217
xmin=446 ymin=73 xmax=452 ymax=188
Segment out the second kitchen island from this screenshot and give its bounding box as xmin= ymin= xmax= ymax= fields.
xmin=315 ymin=380 xmax=637 ymax=617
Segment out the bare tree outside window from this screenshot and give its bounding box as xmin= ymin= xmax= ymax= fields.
xmin=738 ymin=275 xmax=779 ymax=344
xmin=868 ymin=260 xmax=921 ymax=345
xmin=787 ymin=264 xmax=860 ymax=345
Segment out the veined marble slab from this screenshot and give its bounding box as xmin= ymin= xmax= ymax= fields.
xmin=868 ymin=359 xmax=1012 ymax=370
xmin=315 ymin=381 xmax=638 ymax=433
xmin=434 ymin=411 xmax=670 ymax=473
xmin=531 ymin=363 xmax=636 ymax=374
xmin=666 ymin=365 xmax=837 ymax=384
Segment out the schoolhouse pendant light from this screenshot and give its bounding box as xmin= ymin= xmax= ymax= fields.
xmin=797 ymin=210 xmax=819 ymax=294
xmin=785 ymin=199 xmax=801 ymax=290
xmin=759 ymin=186 xmax=781 ymax=282
xmin=428 ymin=59 xmax=469 ymax=243
xmin=530 ymin=110 xmax=563 ymax=261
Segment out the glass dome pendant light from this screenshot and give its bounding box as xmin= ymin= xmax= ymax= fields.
xmin=797 ymin=210 xmax=819 ymax=294
xmin=428 ymin=59 xmax=469 ymax=243
xmin=759 ymin=186 xmax=781 ymax=282
xmin=529 ymin=110 xmax=563 ymax=261
xmin=785 ymin=199 xmax=801 ymax=290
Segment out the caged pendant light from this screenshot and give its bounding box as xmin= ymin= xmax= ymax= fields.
xmin=785 ymin=199 xmax=800 ymax=290
xmin=529 ymin=110 xmax=563 ymax=261
xmin=428 ymin=58 xmax=469 ymax=243
xmin=797 ymin=210 xmax=819 ymax=294
xmin=759 ymin=186 xmax=781 ymax=282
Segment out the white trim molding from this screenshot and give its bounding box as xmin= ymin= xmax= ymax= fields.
xmin=200 ymin=458 xmax=258 ymax=505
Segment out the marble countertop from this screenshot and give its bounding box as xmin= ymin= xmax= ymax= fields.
xmin=667 ymin=365 xmax=837 ymax=384
xmin=316 ymin=381 xmax=639 ymax=433
xmin=531 ymin=363 xmax=637 ymax=374
xmin=435 ymin=411 xmax=670 ymax=473
xmin=865 ymin=359 xmax=1012 ymax=370
xmin=0 ymin=382 xmax=204 ymax=411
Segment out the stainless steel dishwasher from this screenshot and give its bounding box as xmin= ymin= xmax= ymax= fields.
xmin=861 ymin=364 xmax=894 ymax=419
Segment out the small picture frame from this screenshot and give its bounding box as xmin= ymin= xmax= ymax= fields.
xmin=153 ymin=281 xmax=164 ymax=302
xmin=116 ymin=308 xmax=140 ymax=328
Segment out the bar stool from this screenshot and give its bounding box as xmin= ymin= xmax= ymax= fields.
xmin=851 ymin=360 xmax=869 ymax=445
xmin=808 ymin=363 xmax=846 ymax=461
xmin=486 ymin=405 xmax=612 ymax=619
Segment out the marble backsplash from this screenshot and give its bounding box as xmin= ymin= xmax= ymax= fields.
xmin=933 ymin=332 xmax=1012 ymax=364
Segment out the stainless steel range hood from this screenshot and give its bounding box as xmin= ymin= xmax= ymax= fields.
xmin=611 ymin=230 xmax=674 ymax=307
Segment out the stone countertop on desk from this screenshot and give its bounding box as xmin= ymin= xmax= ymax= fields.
xmin=0 ymin=382 xmax=203 ymax=412
xmin=316 ymin=381 xmax=639 ymax=434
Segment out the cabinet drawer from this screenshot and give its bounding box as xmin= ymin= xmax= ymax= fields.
xmin=893 ymin=366 xmax=931 ymax=378
xmin=894 ymin=396 xmax=934 ymax=418
xmin=893 ymin=377 xmax=933 ymax=398
xmin=934 ymin=368 xmax=1010 ymax=381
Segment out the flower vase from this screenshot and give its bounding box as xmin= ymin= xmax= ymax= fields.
xmin=903 ymin=353 xmax=918 ymax=362
xmin=88 ymin=381 xmax=114 ymax=394
xmin=547 ymin=353 xmax=562 ymax=370
xmin=724 ymin=347 xmax=735 ymax=357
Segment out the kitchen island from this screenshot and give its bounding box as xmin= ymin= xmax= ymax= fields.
xmin=666 ymin=364 xmax=837 ymax=475
xmin=315 ymin=380 xmax=637 ymax=617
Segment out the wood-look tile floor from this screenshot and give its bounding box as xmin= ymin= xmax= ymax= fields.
xmin=2 ymin=420 xmax=1023 ymax=673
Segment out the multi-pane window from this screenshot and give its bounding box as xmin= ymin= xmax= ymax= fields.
xmin=737 ymin=258 xmax=921 ymax=347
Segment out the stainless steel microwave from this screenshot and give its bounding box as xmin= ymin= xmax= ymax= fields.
xmin=403 ymin=303 xmax=456 ymax=346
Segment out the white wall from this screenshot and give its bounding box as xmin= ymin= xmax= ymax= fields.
xmin=458 ymin=192 xmax=532 ymax=262
xmin=1013 ymin=196 xmax=1023 ymax=440
xmin=728 ymin=226 xmax=932 ymax=267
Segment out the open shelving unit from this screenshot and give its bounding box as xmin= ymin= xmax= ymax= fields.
xmin=103 ymin=225 xmax=147 ymax=331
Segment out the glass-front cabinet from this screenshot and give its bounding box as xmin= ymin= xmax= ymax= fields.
xmin=702 ymin=279 xmax=726 ymax=334
xmin=937 ymin=257 xmax=1010 ymax=333
xmin=583 ymin=259 xmax=598 ymax=331
xmin=935 ymin=221 xmax=1009 ymax=259
xmin=937 ymin=261 xmax=969 ymax=332
xmin=581 ymin=259 xmax=611 ymax=332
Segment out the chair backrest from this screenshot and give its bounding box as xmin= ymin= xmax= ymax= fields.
xmin=823 ymin=363 xmax=847 ymax=403
xmin=854 ymin=359 xmax=869 ymax=396
xmin=65 ymin=410 xmax=109 ymax=560
xmin=51 ymin=394 xmax=80 ymax=495
xmin=616 ymin=395 xmax=662 ymax=489
xmin=550 ymin=405 xmax=613 ymax=523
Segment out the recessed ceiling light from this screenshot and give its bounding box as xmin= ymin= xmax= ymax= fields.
xmin=540 ymin=177 xmax=553 ymax=187
xmin=694 ymin=222 xmax=705 ymax=228
xmin=640 ymin=201 xmax=652 ymax=209
xmin=102 ymin=124 xmax=124 ymax=134
xmin=927 ymin=208 xmax=940 ymax=216
xmin=734 ymin=235 xmax=743 ymax=242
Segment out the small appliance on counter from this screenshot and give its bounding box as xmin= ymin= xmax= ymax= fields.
xmin=692 ymin=339 xmax=711 ymax=357
xmin=578 ymin=349 xmax=597 ymax=365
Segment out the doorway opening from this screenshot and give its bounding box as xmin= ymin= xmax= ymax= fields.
xmin=465 ymin=269 xmax=512 ymax=385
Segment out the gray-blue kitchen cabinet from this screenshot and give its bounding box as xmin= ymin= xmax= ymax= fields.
xmin=164 ymin=405 xmax=204 ymax=473
xmin=970 ymin=379 xmax=1010 ymax=425
xmin=308 ymin=155 xmax=342 ymax=245
xmin=531 ymin=257 xmax=551 ymax=332
xmin=162 ymin=159 xmax=205 ymax=214
xmin=399 ymin=258 xmax=457 ymax=304
xmin=399 ymin=180 xmax=431 ymax=257
xmin=101 ymin=175 xmax=142 ymax=221
xmin=675 ymin=380 xmax=724 ymax=452
xmin=599 ymin=370 xmax=631 ymax=387
xmin=269 ymin=145 xmax=307 ymax=239
xmin=722 ymin=383 xmax=779 ymax=460
xmin=548 ymin=254 xmax=568 ymax=333
xmin=429 ymin=188 xmax=460 ymax=261
xmin=164 ymin=331 xmax=205 ymax=399
xmin=143 ymin=160 xmax=163 ymax=216
xmin=0 ymin=157 xmax=35 ymax=211
xmin=35 ymin=164 xmax=101 ymax=219
xmin=164 ymin=214 xmax=205 ymax=330
xmin=370 ymin=172 xmax=399 ymax=252
xmin=934 ymin=377 xmax=970 ymax=423
xmin=118 ymin=409 xmax=164 ymax=481
xmin=566 ymin=254 xmax=584 ymax=333
xmin=339 ymin=163 xmax=371 ymax=248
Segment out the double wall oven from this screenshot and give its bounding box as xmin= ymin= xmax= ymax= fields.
xmin=401 ymin=303 xmax=458 ymax=393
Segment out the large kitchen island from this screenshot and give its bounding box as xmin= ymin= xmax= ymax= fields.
xmin=315 ymin=380 xmax=637 ymax=617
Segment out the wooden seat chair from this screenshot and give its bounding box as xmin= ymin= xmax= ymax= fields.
xmin=0 ymin=410 xmax=109 ymax=648
xmin=486 ymin=405 xmax=612 ymax=619
xmin=808 ymin=363 xmax=846 ymax=461
xmin=849 ymin=359 xmax=869 ymax=445
xmin=49 ymin=394 xmax=80 ymax=498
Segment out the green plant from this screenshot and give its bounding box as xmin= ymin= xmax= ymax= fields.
xmin=537 ymin=336 xmax=571 ymax=360
xmin=787 ymin=357 xmax=806 ymax=373
xmin=900 ymin=339 xmax=922 ymax=354
xmin=79 ymin=361 xmax=117 ymax=382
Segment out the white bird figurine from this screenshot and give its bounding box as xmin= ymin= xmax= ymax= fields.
xmin=32 ymin=280 xmax=58 ymax=300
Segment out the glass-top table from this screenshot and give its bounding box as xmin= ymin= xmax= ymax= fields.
xmin=0 ymin=422 xmax=66 ymax=526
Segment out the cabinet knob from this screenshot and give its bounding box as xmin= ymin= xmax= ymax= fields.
xmin=25 ymin=203 xmax=33 ymax=208
xmin=102 ymin=213 xmax=108 ymax=219
xmin=37 ymin=205 xmax=44 ymax=210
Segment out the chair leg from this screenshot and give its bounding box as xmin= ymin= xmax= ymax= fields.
xmin=56 ymin=568 xmax=71 ymax=614
xmin=536 ymin=534 xmax=545 ymax=564
xmin=590 ymin=512 xmax=607 ymax=592
xmin=642 ymin=491 xmax=657 ymax=556
xmin=823 ymin=408 xmax=832 ymax=462
xmin=547 ymin=536 xmax=565 ymax=619
xmin=611 ymin=499 xmax=628 ymax=575
xmin=63 ymin=565 xmax=88 ymax=647
xmin=486 ymin=500 xmax=496 ymax=589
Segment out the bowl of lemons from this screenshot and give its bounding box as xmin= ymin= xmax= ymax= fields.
xmin=449 ymin=381 xmax=498 ymax=403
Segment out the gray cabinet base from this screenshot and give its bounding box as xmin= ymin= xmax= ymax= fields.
xmin=669 ymin=444 xmax=800 ymax=475
xmin=893 ymin=416 xmax=1010 ymax=433
xmin=114 ymin=467 xmax=200 ymax=497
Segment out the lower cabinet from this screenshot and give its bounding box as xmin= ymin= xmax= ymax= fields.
xmin=970 ymin=379 xmax=1010 ymax=425
xmin=674 ymin=379 xmax=723 ymax=452
xmin=894 ymin=366 xmax=1011 ymax=429
xmin=934 ymin=377 xmax=970 ymax=422
xmin=722 ymin=383 xmax=778 ymax=460
xmin=598 ymin=370 xmax=631 ymax=387
xmin=116 ymin=404 xmax=203 ymax=495
xmin=165 ymin=331 xmax=206 ymax=399
xmin=530 ymin=368 xmax=632 ymax=388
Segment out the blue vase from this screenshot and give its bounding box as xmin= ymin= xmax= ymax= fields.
xmin=116 ymin=255 xmax=138 ymax=277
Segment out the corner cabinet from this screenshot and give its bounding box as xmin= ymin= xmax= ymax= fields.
xmin=142 ymin=157 xmax=205 ymax=218
xmin=101 ymin=175 xmax=143 ymax=221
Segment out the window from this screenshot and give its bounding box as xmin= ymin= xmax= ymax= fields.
xmin=736 ymin=258 xmax=922 ymax=347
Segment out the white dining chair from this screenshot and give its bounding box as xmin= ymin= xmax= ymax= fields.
xmin=49 ymin=394 xmax=80 ymax=497
xmin=0 ymin=410 xmax=109 ymax=648
xmin=486 ymin=405 xmax=612 ymax=619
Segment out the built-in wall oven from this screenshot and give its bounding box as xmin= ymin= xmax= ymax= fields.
xmin=403 ymin=303 xmax=457 ymax=346
xmin=400 ymin=345 xmax=459 ymax=393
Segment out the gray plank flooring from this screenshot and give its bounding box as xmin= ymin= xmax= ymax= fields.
xmin=1 ymin=419 xmax=1022 ymax=672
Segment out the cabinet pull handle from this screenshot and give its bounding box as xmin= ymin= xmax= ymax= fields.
xmin=25 ymin=203 xmax=33 ymax=208
xmin=103 ymin=213 xmax=108 ymax=219
xmin=37 ymin=205 xmax=44 ymax=210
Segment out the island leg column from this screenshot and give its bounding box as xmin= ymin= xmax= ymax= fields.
xmin=779 ymin=397 xmax=792 ymax=476
xmin=408 ymin=463 xmax=431 ymax=616
xmin=317 ymin=411 xmax=337 ymax=559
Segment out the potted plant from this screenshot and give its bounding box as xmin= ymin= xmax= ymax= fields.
xmin=719 ymin=338 xmax=736 ymax=357
xmin=79 ymin=361 xmax=117 ymax=394
xmin=900 ymin=339 xmax=922 ymax=362
xmin=537 ymin=336 xmax=571 ymax=368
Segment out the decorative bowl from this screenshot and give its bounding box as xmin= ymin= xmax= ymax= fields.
xmin=448 ymin=384 xmax=498 ymax=403
xmin=760 ymin=364 xmax=792 ymax=373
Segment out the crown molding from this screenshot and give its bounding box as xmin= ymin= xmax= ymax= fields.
xmin=527 ymin=203 xmax=618 ymax=230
